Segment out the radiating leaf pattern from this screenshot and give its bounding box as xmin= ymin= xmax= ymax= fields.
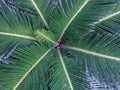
xmin=0 ymin=0 xmax=120 ymax=90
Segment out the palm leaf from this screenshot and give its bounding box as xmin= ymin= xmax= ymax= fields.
xmin=0 ymin=43 xmax=52 ymax=90
xmin=0 ymin=1 xmax=36 ymax=55
xmin=11 ymin=0 xmax=54 ymax=30
xmin=94 ymin=2 xmax=120 ymax=34
xmin=1 ymin=0 xmax=120 ymax=90
xmin=64 ymin=32 xmax=120 ymax=89
xmin=48 ymin=49 xmax=90 ymax=90
xmin=50 ymin=0 xmax=118 ymax=40
xmin=0 ymin=43 xmax=91 ymax=90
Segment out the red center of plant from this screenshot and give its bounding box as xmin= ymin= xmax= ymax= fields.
xmin=54 ymin=41 xmax=63 ymax=49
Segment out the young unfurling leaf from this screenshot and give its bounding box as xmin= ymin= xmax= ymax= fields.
xmin=34 ymin=29 xmax=56 ymax=45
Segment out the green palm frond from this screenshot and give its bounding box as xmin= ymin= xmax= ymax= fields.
xmin=0 ymin=43 xmax=51 ymax=90
xmin=64 ymin=32 xmax=120 ymax=89
xmin=55 ymin=50 xmax=90 ymax=90
xmin=11 ymin=0 xmax=54 ymax=30
xmin=1 ymin=0 xmax=120 ymax=90
xmin=94 ymin=2 xmax=120 ymax=34
xmin=50 ymin=0 xmax=118 ymax=40
xmin=0 ymin=43 xmax=91 ymax=90
xmin=0 ymin=1 xmax=36 ymax=55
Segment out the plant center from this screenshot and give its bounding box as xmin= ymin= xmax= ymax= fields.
xmin=54 ymin=41 xmax=63 ymax=49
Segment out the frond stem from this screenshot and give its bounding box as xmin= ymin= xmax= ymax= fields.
xmin=31 ymin=0 xmax=50 ymax=30
xmin=0 ymin=32 xmax=36 ymax=40
xmin=65 ymin=45 xmax=120 ymax=61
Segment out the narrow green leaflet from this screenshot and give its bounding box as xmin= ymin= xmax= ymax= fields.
xmin=0 ymin=44 xmax=51 ymax=90
xmin=0 ymin=1 xmax=36 ymax=55
xmin=94 ymin=2 xmax=120 ymax=34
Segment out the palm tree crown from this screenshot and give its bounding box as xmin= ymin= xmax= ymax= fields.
xmin=0 ymin=0 xmax=120 ymax=90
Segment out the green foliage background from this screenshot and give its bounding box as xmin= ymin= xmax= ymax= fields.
xmin=0 ymin=0 xmax=120 ymax=90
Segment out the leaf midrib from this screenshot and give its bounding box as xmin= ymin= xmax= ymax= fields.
xmin=31 ymin=0 xmax=50 ymax=30
xmin=0 ymin=32 xmax=36 ymax=40
xmin=65 ymin=45 xmax=120 ymax=60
